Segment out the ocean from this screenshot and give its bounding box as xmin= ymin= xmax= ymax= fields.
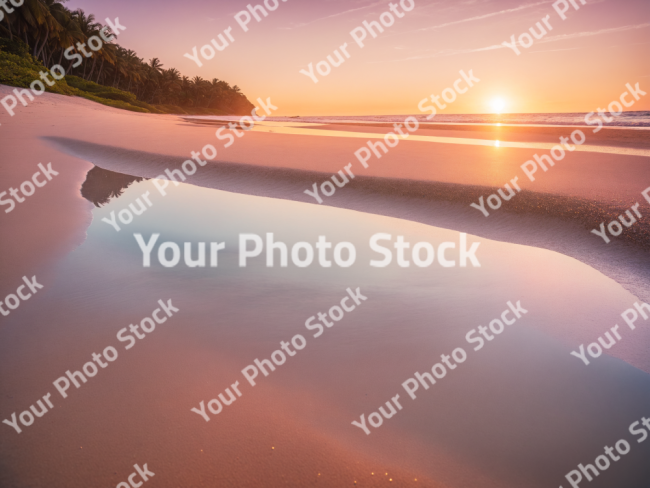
xmin=242 ymin=111 xmax=650 ymax=127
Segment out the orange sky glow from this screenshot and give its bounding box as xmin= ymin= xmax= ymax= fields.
xmin=67 ymin=0 xmax=650 ymax=116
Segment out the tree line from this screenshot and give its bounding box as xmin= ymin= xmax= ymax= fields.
xmin=0 ymin=0 xmax=254 ymax=113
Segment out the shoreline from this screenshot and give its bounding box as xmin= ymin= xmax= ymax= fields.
xmin=182 ymin=117 xmax=650 ymax=150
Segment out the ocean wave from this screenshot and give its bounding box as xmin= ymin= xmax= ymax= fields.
xmin=190 ymin=111 xmax=650 ymax=128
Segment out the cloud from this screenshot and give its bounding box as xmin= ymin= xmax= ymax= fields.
xmin=415 ymin=1 xmax=550 ymax=32
xmin=370 ymin=44 xmax=501 ymax=62
xmin=377 ymin=22 xmax=650 ymax=62
xmin=282 ymin=0 xmax=440 ymax=29
xmin=281 ymin=0 xmax=386 ymax=29
xmin=534 ymin=22 xmax=650 ymax=45
xmin=529 ymin=46 xmax=581 ymax=53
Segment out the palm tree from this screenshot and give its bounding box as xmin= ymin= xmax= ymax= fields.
xmin=8 ymin=0 xmax=51 ymax=54
xmin=70 ymin=9 xmax=101 ymax=78
xmin=50 ymin=7 xmax=83 ymax=66
xmin=94 ymin=41 xmax=116 ymax=84
xmin=38 ymin=0 xmax=73 ymax=65
xmin=148 ymin=57 xmax=164 ymax=73
xmin=158 ymin=68 xmax=181 ymax=105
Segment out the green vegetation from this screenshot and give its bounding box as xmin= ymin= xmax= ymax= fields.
xmin=0 ymin=2 xmax=254 ymax=115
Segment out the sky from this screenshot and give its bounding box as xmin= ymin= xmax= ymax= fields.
xmin=65 ymin=0 xmax=650 ymax=116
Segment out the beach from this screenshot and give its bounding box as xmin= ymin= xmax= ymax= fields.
xmin=1 ymin=86 xmax=650 ymax=488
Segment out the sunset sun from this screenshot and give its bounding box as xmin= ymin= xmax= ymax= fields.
xmin=491 ymin=98 xmax=506 ymax=114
